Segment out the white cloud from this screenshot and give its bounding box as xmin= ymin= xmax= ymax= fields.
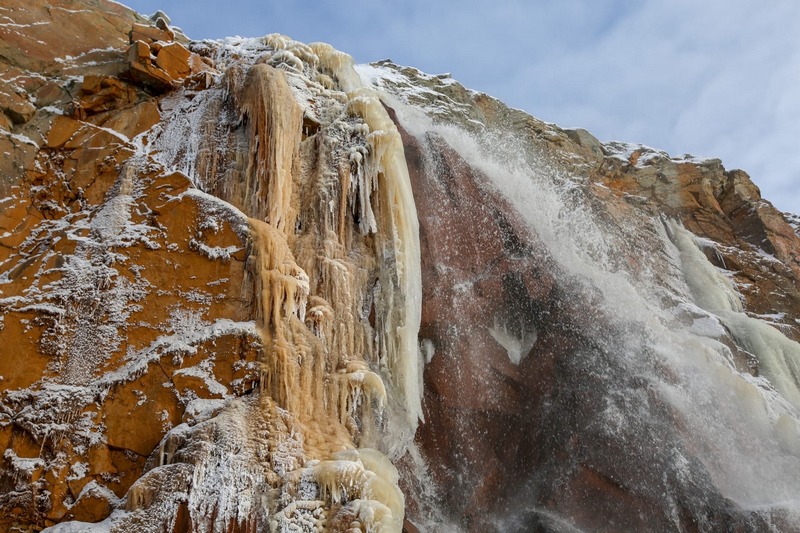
xmin=486 ymin=0 xmax=800 ymax=213
xmin=121 ymin=0 xmax=800 ymax=213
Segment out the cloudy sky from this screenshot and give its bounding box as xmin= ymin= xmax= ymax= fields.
xmin=120 ymin=0 xmax=800 ymax=214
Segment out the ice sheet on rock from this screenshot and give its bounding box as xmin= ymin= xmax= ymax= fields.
xmin=355 ymin=62 xmax=477 ymax=125
xmin=668 ymin=220 xmax=800 ymax=410
xmin=376 ymin=73 xmax=800 ymax=523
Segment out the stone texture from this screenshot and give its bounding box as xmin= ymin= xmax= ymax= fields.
xmin=0 ymin=6 xmax=260 ymax=525
xmin=75 ymin=75 xmax=138 ymax=116
xmin=3 ymin=3 xmax=800 ymax=533
xmin=126 ymin=41 xmax=174 ymax=92
xmin=0 ymin=0 xmax=144 ymax=75
xmin=154 ymin=42 xmax=192 ymax=80
xmin=0 ymin=111 xmax=12 ymax=131
xmin=0 ymin=81 xmax=36 ymax=124
xmin=129 ymin=22 xmax=175 ymax=45
xmin=378 ymin=65 xmax=800 ymax=532
xmin=125 ymin=39 xmax=209 ymax=93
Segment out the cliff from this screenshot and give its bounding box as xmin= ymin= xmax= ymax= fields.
xmin=1 ymin=1 xmax=800 ymax=532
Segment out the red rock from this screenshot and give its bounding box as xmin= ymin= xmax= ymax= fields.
xmin=3 ymin=4 xmax=800 ymax=533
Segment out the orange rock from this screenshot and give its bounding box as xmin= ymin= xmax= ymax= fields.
xmin=155 ymin=42 xmax=192 ymax=80
xmin=77 ymin=76 xmax=137 ymax=115
xmin=129 ymin=22 xmax=174 ymax=45
xmin=0 ymin=111 xmax=12 ymax=130
xmin=0 ymin=0 xmax=137 ymax=73
xmin=34 ymin=81 xmax=69 ymax=107
xmin=97 ymin=100 xmax=160 ymax=139
xmin=0 ymin=81 xmax=36 ymax=124
xmin=45 ymin=115 xmax=82 ymax=148
xmin=127 ymin=56 xmax=175 ymax=93
xmin=67 ymin=482 xmax=115 ymax=523
xmin=128 ymin=39 xmax=151 ymax=63
xmin=103 ymin=362 xmax=183 ymax=457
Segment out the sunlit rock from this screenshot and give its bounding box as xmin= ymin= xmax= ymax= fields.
xmin=2 ymin=1 xmax=800 ymax=532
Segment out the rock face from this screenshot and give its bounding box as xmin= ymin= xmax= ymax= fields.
xmin=2 ymin=2 xmax=800 ymax=533
xmin=365 ymin=64 xmax=800 ymax=532
xmin=2 ymin=4 xmax=419 ymax=532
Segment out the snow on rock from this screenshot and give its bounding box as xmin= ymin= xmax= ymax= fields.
xmin=3 ymin=15 xmax=424 ymax=532
xmin=603 ymin=140 xmax=720 ymax=168
xmin=7 ymin=2 xmax=800 ymax=532
xmin=786 ymin=212 xmax=800 ymax=237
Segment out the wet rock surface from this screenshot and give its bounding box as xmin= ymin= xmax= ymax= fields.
xmin=3 ymin=2 xmax=800 ymax=533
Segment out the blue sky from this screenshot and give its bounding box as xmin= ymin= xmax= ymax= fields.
xmin=120 ymin=0 xmax=800 ymax=214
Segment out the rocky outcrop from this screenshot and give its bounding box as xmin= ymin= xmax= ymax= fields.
xmin=365 ymin=62 xmax=800 ymax=532
xmin=2 ymin=3 xmax=418 ymax=532
xmin=0 ymin=4 xmax=252 ymax=529
xmin=3 ymin=2 xmax=800 ymax=533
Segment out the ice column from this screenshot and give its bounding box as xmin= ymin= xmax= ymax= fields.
xmin=314 ymin=43 xmax=424 ymax=428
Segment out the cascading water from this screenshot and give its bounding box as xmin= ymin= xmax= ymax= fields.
xmin=22 ymin=23 xmax=800 ymax=533
xmin=358 ymin=62 xmax=800 ymax=531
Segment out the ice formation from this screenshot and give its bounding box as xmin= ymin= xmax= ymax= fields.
xmin=5 ymin=6 xmax=800 ymax=531
xmin=356 ymin=62 xmax=800 ymax=528
xmin=90 ymin=33 xmax=423 ymax=532
xmin=667 ymin=220 xmax=800 ymax=410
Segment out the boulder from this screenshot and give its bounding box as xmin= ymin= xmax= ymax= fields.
xmin=154 ymin=42 xmax=192 ymax=80
xmin=129 ymin=22 xmax=174 ymax=45
xmin=75 ymin=75 xmax=138 ymax=116
xmin=127 ymin=41 xmax=175 ymax=92
xmin=0 ymin=81 xmax=36 ymax=124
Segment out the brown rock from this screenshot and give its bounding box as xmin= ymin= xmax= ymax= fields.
xmin=128 ymin=39 xmax=151 ymax=63
xmin=34 ymin=81 xmax=70 ymax=107
xmin=4 ymin=7 xmax=800 ymax=533
xmin=0 ymin=132 xmax=37 ymax=193
xmin=96 ymin=100 xmax=161 ymax=140
xmin=0 ymin=81 xmax=36 ymax=124
xmin=67 ymin=482 xmax=115 ymax=523
xmin=127 ymin=41 xmax=175 ymax=93
xmin=103 ymin=365 xmax=182 ymax=457
xmin=0 ymin=0 xmax=139 ymax=73
xmin=45 ymin=115 xmax=82 ymax=148
xmin=129 ymin=22 xmax=174 ymax=45
xmin=155 ymin=42 xmax=192 ymax=80
xmin=75 ymin=75 xmax=138 ymax=118
xmin=2 ymin=99 xmax=36 ymax=125
xmin=0 ymin=112 xmax=12 ymax=131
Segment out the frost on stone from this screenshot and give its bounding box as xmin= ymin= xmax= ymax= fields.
xmin=0 ymin=124 xmax=260 ymax=527
xmin=2 ymin=27 xmax=431 ymax=532
xmin=786 ymin=211 xmax=800 ymax=237
xmin=71 ymin=397 xmax=404 ymax=532
xmin=1 ymin=161 xmax=162 ymax=384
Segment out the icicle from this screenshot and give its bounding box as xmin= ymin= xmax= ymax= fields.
xmin=311 ymin=45 xmax=424 ymax=429
xmin=239 ymin=64 xmax=303 ymax=233
xmin=248 ymin=218 xmax=313 ymax=412
xmin=668 ymin=220 xmax=800 ymax=409
xmin=311 ymin=448 xmax=404 ymax=532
